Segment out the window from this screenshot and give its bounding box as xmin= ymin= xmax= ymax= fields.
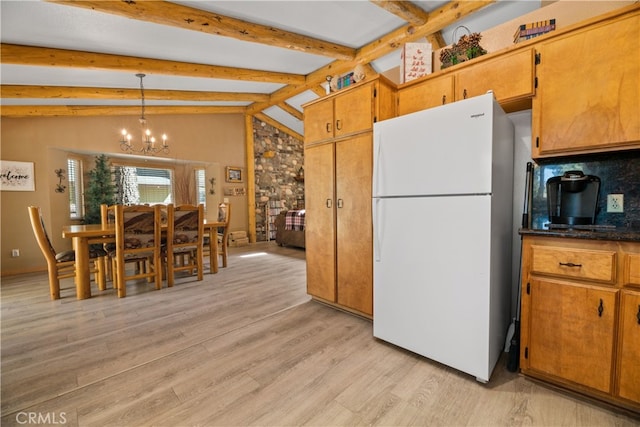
xmin=195 ymin=168 xmax=206 ymax=208
xmin=113 ymin=165 xmax=173 ymax=205
xmin=136 ymin=167 xmax=173 ymax=204
xmin=67 ymin=157 xmax=83 ymax=219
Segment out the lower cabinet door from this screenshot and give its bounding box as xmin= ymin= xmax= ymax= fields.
xmin=335 ymin=134 xmax=373 ymax=315
xmin=528 ymin=278 xmax=617 ymax=393
xmin=617 ymin=290 xmax=640 ymax=404
xmin=304 ymin=143 xmax=336 ymax=302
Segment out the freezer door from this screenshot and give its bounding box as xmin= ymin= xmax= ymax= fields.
xmin=373 ymin=93 xmax=496 ymax=198
xmin=373 ymin=195 xmax=496 ymax=381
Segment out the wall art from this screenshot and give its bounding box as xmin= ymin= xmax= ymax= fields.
xmin=226 ymin=166 xmax=243 ymax=183
xmin=1 ymin=160 xmax=35 ymax=191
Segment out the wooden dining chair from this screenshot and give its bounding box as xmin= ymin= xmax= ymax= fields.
xmin=217 ymin=203 xmax=231 ymax=268
xmin=28 ymin=206 xmax=106 ymax=300
xmin=111 ymin=204 xmax=162 ymax=298
xmin=203 ymin=202 xmax=231 ymax=270
xmin=100 ymin=204 xmax=117 ymax=282
xmin=164 ymin=204 xmax=204 ymax=287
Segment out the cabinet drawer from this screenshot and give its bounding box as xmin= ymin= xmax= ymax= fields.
xmin=624 ymin=253 xmax=640 ymax=286
xmin=531 ymin=245 xmax=616 ymax=284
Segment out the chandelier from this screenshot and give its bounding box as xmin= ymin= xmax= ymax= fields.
xmin=119 ymin=73 xmax=169 ymax=155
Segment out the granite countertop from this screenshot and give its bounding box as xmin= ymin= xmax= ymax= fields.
xmin=519 ymin=227 xmax=640 ymax=242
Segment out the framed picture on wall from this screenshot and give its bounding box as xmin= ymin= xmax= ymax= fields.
xmin=1 ymin=160 xmax=35 ymax=191
xmin=226 ymin=166 xmax=243 ymax=183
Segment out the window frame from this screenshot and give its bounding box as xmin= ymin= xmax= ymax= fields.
xmin=67 ymin=156 xmax=84 ymax=220
xmin=111 ymin=161 xmax=175 ymax=206
xmin=195 ymin=168 xmax=206 ymax=209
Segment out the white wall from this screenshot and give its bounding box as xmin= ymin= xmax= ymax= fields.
xmin=508 ymin=110 xmax=533 ymax=320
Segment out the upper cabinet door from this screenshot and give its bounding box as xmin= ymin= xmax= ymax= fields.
xmin=532 ymin=12 xmax=640 ymax=158
xmin=334 ymin=83 xmax=373 ymax=138
xmin=456 ymin=48 xmax=536 ymax=105
xmin=304 ymin=82 xmax=375 ymax=145
xmin=304 ymin=99 xmax=335 ymax=145
xmin=398 ymin=74 xmax=454 ymax=116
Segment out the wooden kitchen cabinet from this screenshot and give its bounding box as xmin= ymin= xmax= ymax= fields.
xmin=304 ymin=133 xmax=373 ymax=316
xmin=520 ymin=235 xmax=640 ymax=413
xmin=304 ymin=100 xmax=335 ymax=146
xmin=617 ymin=252 xmax=640 ymax=405
xmin=532 ymin=9 xmax=640 ymax=158
xmin=397 ymin=74 xmax=454 ymax=116
xmin=304 ymin=142 xmax=336 ymax=303
xmin=335 ymin=133 xmax=373 ymax=314
xmin=617 ymin=290 xmax=640 ymax=404
xmin=526 ymin=277 xmax=617 ymax=394
xmin=303 ymin=77 xmax=394 ymax=317
xmin=455 ymin=48 xmax=536 ymax=109
xmin=305 ymin=80 xmax=389 ymax=146
xmin=397 ymin=47 xmax=535 ymax=116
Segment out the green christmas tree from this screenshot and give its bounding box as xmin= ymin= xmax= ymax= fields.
xmin=83 ymin=154 xmax=116 ymax=224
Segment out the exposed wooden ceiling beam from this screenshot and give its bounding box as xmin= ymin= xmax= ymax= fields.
xmin=370 ymin=0 xmax=430 ymax=25
xmin=1 ymin=85 xmax=270 ymax=103
xmin=357 ymin=1 xmax=494 ymax=65
xmin=0 ymin=105 xmax=247 ymax=118
xmin=1 ymin=0 xmax=494 ymax=122
xmin=249 ymin=1 xmax=495 ymax=113
xmin=426 ymin=32 xmax=448 ymax=49
xmin=49 ymin=0 xmax=356 ymax=61
xmin=0 ymin=44 xmax=305 ymax=85
xmin=308 ymin=86 xmax=328 ymax=98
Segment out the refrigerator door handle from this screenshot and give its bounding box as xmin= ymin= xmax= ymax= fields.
xmin=373 ymin=198 xmax=382 ymax=262
xmin=374 ymin=134 xmax=383 ymax=196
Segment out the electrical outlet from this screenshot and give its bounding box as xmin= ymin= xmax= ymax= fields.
xmin=607 ymin=194 xmax=624 ymax=213
xmin=11 ymin=249 xmax=20 ymax=257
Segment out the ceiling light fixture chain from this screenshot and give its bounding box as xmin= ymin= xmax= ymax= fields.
xmin=138 ymin=73 xmax=146 ymax=126
xmin=119 ymin=73 xmax=169 ymax=156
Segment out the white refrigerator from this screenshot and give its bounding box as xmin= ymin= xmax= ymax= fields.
xmin=372 ymin=93 xmax=514 ymax=383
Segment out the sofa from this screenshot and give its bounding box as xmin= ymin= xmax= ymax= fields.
xmin=274 ymin=210 xmax=305 ymax=249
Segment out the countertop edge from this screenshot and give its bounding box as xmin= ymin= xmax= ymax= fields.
xmin=519 ymin=228 xmax=640 ymax=242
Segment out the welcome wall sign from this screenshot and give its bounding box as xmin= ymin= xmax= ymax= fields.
xmin=1 ymin=160 xmax=35 ymax=191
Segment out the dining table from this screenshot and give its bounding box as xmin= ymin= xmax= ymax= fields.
xmin=62 ymin=219 xmax=226 ymax=300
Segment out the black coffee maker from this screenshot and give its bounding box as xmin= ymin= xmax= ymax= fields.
xmin=546 ymin=171 xmax=600 ymax=226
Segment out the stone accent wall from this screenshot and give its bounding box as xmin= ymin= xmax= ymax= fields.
xmin=253 ymin=118 xmax=304 ymax=241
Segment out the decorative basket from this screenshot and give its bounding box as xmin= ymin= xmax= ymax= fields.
xmin=440 ymin=26 xmax=487 ymax=69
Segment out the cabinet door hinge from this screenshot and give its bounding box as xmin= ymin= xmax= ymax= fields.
xmin=535 ymin=137 xmax=539 ymax=148
xmin=534 ymin=77 xmax=538 ymax=89
xmin=526 ymin=282 xmax=530 ymax=295
xmin=524 ymin=347 xmax=529 ymax=359
xmin=373 ymin=88 xmax=377 ymax=98
xmin=374 ymin=116 xmax=378 ymax=123
xmin=535 ymin=52 xmax=541 ymax=65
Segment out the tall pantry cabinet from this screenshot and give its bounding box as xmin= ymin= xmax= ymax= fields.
xmin=303 ymin=77 xmax=395 ymax=317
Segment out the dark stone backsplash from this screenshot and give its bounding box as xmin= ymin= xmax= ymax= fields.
xmin=530 ymin=150 xmax=640 ymax=230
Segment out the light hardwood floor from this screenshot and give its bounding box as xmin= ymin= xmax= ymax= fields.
xmin=1 ymin=242 xmax=638 ymax=426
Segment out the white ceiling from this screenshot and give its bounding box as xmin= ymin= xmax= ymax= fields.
xmin=1 ymin=1 xmax=541 ymax=135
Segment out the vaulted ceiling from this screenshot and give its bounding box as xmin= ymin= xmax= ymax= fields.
xmin=0 ymin=1 xmax=541 ymax=137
